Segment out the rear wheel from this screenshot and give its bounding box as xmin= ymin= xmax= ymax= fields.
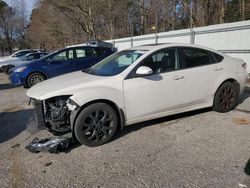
xmin=27 ymin=72 xmax=46 ymax=88
xmin=213 ymin=82 xmax=238 ymax=113
xmin=74 ymin=103 xmax=119 ymax=147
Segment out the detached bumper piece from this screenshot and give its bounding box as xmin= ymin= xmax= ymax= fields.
xmin=26 ymin=137 xmax=72 ymax=154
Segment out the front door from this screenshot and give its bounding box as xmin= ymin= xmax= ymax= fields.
xmin=123 ymin=48 xmax=186 ymax=123
xmin=45 ymin=49 xmax=76 ymax=77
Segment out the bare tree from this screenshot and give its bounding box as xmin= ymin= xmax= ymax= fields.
xmin=26 ymin=0 xmax=250 ymax=51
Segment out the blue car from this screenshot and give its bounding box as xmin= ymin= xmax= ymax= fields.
xmin=9 ymin=46 xmax=114 ymax=88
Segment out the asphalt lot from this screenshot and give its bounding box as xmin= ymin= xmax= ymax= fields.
xmin=0 ymin=73 xmax=250 ymax=188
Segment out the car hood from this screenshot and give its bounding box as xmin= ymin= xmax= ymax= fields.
xmin=12 ymin=60 xmax=39 ymax=69
xmin=27 ymin=71 xmax=109 ymax=100
xmin=0 ymin=59 xmax=17 ymax=67
xmin=0 ymin=59 xmax=21 ymax=66
xmin=0 ymin=56 xmax=18 ymax=63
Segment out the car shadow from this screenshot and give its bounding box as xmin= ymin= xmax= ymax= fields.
xmin=113 ymin=108 xmax=211 ymax=142
xmin=245 ymin=158 xmax=250 ymax=176
xmin=54 ymin=108 xmax=212 ymax=153
xmin=0 ymin=109 xmax=34 ymax=143
xmin=0 ymin=83 xmax=18 ymax=90
xmin=237 ymin=86 xmax=250 ymax=105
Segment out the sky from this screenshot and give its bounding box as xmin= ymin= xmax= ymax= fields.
xmin=3 ymin=0 xmax=37 ymax=17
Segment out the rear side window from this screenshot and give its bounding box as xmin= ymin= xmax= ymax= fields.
xmin=96 ymin=48 xmax=111 ymax=55
xmin=75 ymin=48 xmax=97 ymax=58
xmin=76 ymin=49 xmax=85 ymax=58
xmin=211 ymin=52 xmax=224 ymax=63
xmin=181 ymin=47 xmax=211 ymax=68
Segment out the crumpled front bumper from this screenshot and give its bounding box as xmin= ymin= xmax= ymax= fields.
xmin=32 ymin=99 xmax=47 ymax=130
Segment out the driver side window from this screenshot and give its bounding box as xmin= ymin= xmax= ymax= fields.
xmin=141 ymin=48 xmax=178 ymax=74
xmin=53 ymin=51 xmax=67 ymax=61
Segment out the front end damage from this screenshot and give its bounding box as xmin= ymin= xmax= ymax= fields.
xmin=32 ymin=96 xmax=77 ymax=134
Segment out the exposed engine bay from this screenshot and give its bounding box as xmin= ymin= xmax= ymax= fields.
xmin=42 ymin=96 xmax=72 ymax=134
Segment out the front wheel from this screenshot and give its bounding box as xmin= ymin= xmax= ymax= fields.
xmin=213 ymin=82 xmax=238 ymax=113
xmin=74 ymin=103 xmax=119 ymax=147
xmin=27 ymin=72 xmax=46 ymax=88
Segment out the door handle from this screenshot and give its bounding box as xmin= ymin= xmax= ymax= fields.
xmin=215 ymin=67 xmax=223 ymax=71
xmin=173 ymin=75 xmax=184 ymax=80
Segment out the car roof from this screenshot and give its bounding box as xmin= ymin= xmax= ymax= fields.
xmin=127 ymin=43 xmax=220 ymax=53
xmin=25 ymin=52 xmax=47 ymax=56
xmin=65 ymin=46 xmax=111 ymax=50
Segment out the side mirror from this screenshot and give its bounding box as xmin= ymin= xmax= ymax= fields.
xmin=136 ymin=66 xmax=153 ymax=76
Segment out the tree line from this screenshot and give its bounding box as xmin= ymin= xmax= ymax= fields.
xmin=1 ymin=0 xmax=250 ymax=53
xmin=0 ymin=0 xmax=28 ymax=54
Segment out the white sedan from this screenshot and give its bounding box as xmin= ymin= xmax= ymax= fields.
xmin=27 ymin=43 xmax=248 ymax=146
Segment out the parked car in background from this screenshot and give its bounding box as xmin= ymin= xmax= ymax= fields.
xmin=0 ymin=52 xmax=49 ymax=74
xmin=0 ymin=49 xmax=43 ymax=65
xmin=26 ymin=43 xmax=248 ymax=147
xmin=9 ymin=45 xmax=114 ymax=88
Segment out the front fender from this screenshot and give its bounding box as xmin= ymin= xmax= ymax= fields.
xmin=69 ymin=87 xmax=125 ymax=132
xmin=70 ymin=86 xmax=124 ymax=109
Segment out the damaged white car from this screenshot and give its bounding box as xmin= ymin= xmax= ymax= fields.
xmin=27 ymin=43 xmax=248 ymax=146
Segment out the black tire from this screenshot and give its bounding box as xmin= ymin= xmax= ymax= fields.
xmin=27 ymin=72 xmax=46 ymax=88
xmin=74 ymin=103 xmax=119 ymax=147
xmin=213 ymin=81 xmax=238 ymax=113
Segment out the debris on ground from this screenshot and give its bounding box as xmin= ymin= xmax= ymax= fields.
xmin=11 ymin=143 xmax=20 ymax=149
xmin=238 ymin=183 xmax=247 ymax=188
xmin=44 ymin=162 xmax=52 ymax=167
xmin=26 ymin=137 xmax=75 ymax=154
xmin=233 ymin=117 xmax=250 ymax=125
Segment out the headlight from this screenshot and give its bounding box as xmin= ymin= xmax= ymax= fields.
xmin=14 ymin=66 xmax=27 ymax=72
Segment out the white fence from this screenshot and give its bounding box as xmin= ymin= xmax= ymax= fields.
xmin=106 ymin=20 xmax=250 ymax=73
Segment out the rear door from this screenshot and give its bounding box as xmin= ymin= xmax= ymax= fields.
xmin=178 ymin=47 xmax=223 ymax=106
xmin=74 ymin=47 xmax=100 ymax=71
xmin=95 ymin=47 xmax=114 ymax=61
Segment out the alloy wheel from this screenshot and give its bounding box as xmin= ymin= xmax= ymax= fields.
xmin=218 ymin=86 xmax=237 ymax=110
xmin=81 ymin=110 xmax=115 ymax=143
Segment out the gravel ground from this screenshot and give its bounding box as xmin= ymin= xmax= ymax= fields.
xmin=0 ymin=74 xmax=250 ymax=188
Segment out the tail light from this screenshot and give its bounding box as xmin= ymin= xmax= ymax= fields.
xmin=241 ymin=62 xmax=247 ymax=70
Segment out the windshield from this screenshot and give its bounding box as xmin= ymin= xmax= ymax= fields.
xmin=86 ymin=50 xmax=147 ymax=76
xmin=22 ymin=54 xmax=35 ymax=61
xmin=12 ymin=51 xmax=31 ymax=58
